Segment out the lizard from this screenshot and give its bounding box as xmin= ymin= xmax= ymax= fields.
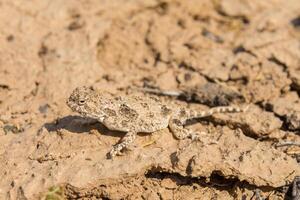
xmin=66 ymin=86 xmax=248 ymax=158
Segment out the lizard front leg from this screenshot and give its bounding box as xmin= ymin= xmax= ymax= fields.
xmin=108 ymin=131 xmax=137 ymax=158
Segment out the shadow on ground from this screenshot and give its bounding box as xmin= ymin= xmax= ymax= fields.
xmin=43 ymin=115 xmax=123 ymax=138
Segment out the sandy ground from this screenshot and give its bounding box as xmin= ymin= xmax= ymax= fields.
xmin=1 ymin=0 xmax=300 ymax=199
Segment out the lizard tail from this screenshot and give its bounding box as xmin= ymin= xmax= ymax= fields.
xmin=189 ymin=105 xmax=249 ymax=119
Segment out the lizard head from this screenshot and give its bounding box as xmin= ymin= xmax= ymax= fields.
xmin=67 ymin=86 xmax=101 ymax=119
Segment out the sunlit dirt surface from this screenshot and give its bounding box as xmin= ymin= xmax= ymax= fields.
xmin=1 ymin=0 xmax=300 ymax=199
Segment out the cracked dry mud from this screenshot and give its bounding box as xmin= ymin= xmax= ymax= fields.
xmin=1 ymin=0 xmax=300 ymax=199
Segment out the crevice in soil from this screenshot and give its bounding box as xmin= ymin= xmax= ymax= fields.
xmin=258 ymin=102 xmax=299 ymax=133
xmin=144 ymin=167 xmax=283 ymax=195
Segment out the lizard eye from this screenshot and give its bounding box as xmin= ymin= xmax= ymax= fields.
xmin=78 ymin=99 xmax=85 ymax=105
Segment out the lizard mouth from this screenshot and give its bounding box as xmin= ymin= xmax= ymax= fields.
xmin=66 ymin=99 xmax=80 ymax=112
xmin=66 ymin=99 xmax=90 ymax=117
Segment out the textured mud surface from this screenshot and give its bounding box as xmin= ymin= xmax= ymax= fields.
xmin=1 ymin=0 xmax=300 ymax=199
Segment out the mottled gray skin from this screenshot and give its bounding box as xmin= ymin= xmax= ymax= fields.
xmin=67 ymin=86 xmax=247 ymax=158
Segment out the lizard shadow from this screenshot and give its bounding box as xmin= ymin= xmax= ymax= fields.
xmin=43 ymin=115 xmax=123 ymax=138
